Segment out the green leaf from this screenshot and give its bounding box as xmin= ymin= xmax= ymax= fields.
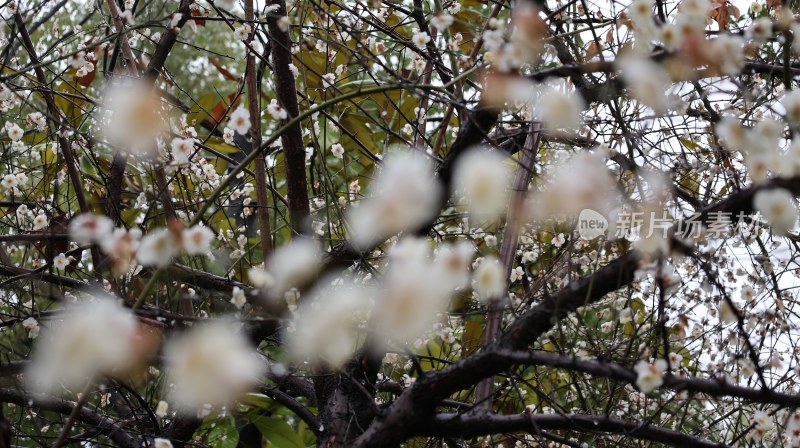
xmin=252 ymin=416 xmax=305 ymax=448
xmin=120 ymin=208 xmax=141 ymax=226
xmin=195 ymin=416 xmax=239 ymax=448
xmin=206 ymin=136 xmax=241 ymax=154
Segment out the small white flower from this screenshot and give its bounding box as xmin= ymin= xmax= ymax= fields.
xmin=229 ymin=105 xmax=251 ymax=135
xmin=231 ymin=286 xmax=247 ymax=309
xmin=69 ymin=213 xmax=114 ymax=246
xmin=155 ymin=400 xmax=169 ymax=418
xmin=783 ymin=90 xmax=800 ymax=128
xmin=154 ymin=439 xmax=172 ymax=448
xmin=473 ymin=255 xmax=505 ymax=302
xmin=433 ymin=240 xmax=475 ymax=291
xmin=5 ymin=122 xmax=23 ymax=141
xmin=509 ymin=266 xmax=524 ymax=283
xmin=719 ymin=300 xmax=738 ymax=324
xmin=668 ymin=352 xmax=683 ymax=370
xmin=634 ymin=359 xmax=667 ymax=393
xmin=453 ymin=147 xmax=511 ymax=222
xmin=534 ymin=83 xmax=585 ymax=134
xmin=22 ymin=317 xmax=39 ymax=339
xmin=754 ymin=188 xmax=798 ymax=235
xmin=165 ymin=319 xmax=266 ymax=412
xmin=171 ymin=137 xmax=195 ymax=164
xmin=287 ymin=283 xmax=371 ymax=369
xmin=411 ymin=29 xmax=431 ymax=48
xmin=331 ymin=143 xmax=345 ymax=159
xmin=264 ymin=239 xmax=321 ymax=297
xmin=484 ymin=234 xmax=497 ymax=247
xmin=746 ymin=17 xmax=772 ymax=41
xmin=233 ymin=23 xmax=251 ymax=40
xmin=347 ymin=150 xmax=442 ymax=248
xmin=267 ymin=99 xmax=287 ymax=120
xmin=26 ymin=298 xmax=141 ymax=392
xmin=53 ymin=253 xmax=71 ymax=271
xmin=223 ymin=127 xmax=235 ymax=144
xmin=430 ymin=12 xmax=453 ymax=29
xmin=321 ymin=73 xmax=336 ymax=89
xmin=277 ymin=16 xmax=290 ymax=32
xmin=32 ymin=214 xmax=48 ymax=230
xmin=741 ymin=285 xmax=756 ymax=302
xmin=248 ymin=265 xmax=275 ymax=288
xmin=137 ymin=228 xmax=180 ymax=267
xmin=616 ymin=57 xmax=673 ymax=115
xmin=182 ymin=225 xmax=213 ymax=255
xmin=2 ymin=173 xmax=17 ymax=190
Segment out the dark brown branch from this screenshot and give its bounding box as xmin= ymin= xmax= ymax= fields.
xmin=421 ymin=413 xmax=729 ymax=448
xmin=266 ymin=0 xmax=310 ymax=235
xmin=246 ymin=0 xmax=274 ymax=258
xmin=498 ymin=350 xmax=800 ymax=408
xmin=0 ymin=388 xmax=140 ymax=448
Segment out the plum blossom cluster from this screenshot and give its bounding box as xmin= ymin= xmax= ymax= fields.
xmin=68 ymin=213 xmax=213 ymax=275
xmin=285 ymin=236 xmax=476 ymax=368
xmin=26 ymin=295 xmax=264 ymax=416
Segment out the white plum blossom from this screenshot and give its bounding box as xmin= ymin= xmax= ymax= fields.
xmin=634 ymin=359 xmax=667 ymax=393
xmin=182 ymin=225 xmax=213 ymax=255
xmin=746 ymin=17 xmax=772 ymax=41
xmin=22 ymin=317 xmax=39 ymax=339
xmin=453 ymin=147 xmax=511 ymax=222
xmin=783 ymin=90 xmax=800 ymax=128
xmin=433 ymin=240 xmax=476 ymax=291
xmin=533 ymin=83 xmax=585 ymax=134
xmin=100 ymin=227 xmax=142 ymax=276
xmin=473 ymin=256 xmax=505 ymax=302
xmin=509 ymin=266 xmax=524 ymax=283
xmin=155 ymin=400 xmax=169 ymax=418
xmin=321 ymin=73 xmax=336 ymax=89
xmin=754 ymin=188 xmax=798 ymax=235
xmin=99 ymin=80 xmax=166 ymax=155
xmin=277 ymin=16 xmax=291 ymax=32
xmin=248 ymin=265 xmax=275 ymax=288
xmin=331 ymin=143 xmax=345 ymax=159
xmin=348 ymin=150 xmax=442 ymax=248
xmin=411 ymin=29 xmax=431 ymax=48
xmin=617 ymin=57 xmax=673 ymax=115
xmin=230 ymin=286 xmax=247 ymax=309
xmin=267 ymin=99 xmax=287 ymax=120
xmin=4 ymin=122 xmax=23 ymax=141
xmin=154 ymin=438 xmax=173 ymax=448
xmin=372 ymin=238 xmax=457 ymax=346
xmin=171 ymin=137 xmax=194 ymax=164
xmin=32 ymin=213 xmax=48 ymax=230
xmin=719 ymin=300 xmax=738 ymax=324
xmin=286 ymin=282 xmax=371 ymax=368
xmin=263 ymin=238 xmax=321 ymax=297
xmin=26 ymin=297 xmax=141 ymax=392
xmin=233 ymin=23 xmax=251 ymax=40
xmin=53 ymin=253 xmax=72 ymax=271
xmin=430 ymin=12 xmax=453 ymax=29
xmin=2 ymin=174 xmax=17 ymax=190
xmin=229 ymin=105 xmax=251 ymax=135
xmin=137 ymin=228 xmax=180 ymax=267
xmin=223 ymin=127 xmax=235 ymax=144
xmin=164 ymin=319 xmax=266 ymax=413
